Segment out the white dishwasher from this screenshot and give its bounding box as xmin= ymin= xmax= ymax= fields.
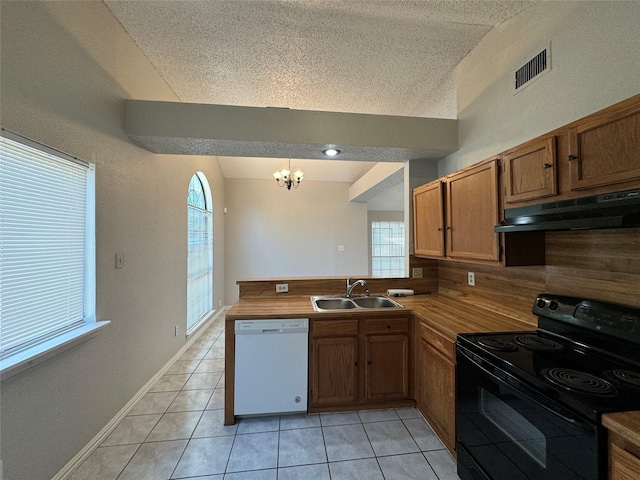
xmin=234 ymin=318 xmax=309 ymax=416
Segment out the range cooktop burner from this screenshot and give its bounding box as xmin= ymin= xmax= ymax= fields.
xmin=541 ymin=368 xmax=618 ymax=397
xmin=477 ymin=336 xmax=517 ymax=352
xmin=515 ymin=334 xmax=564 ymax=351
xmin=608 ymin=369 xmax=640 ymax=388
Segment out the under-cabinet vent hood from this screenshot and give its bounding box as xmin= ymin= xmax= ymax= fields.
xmin=494 ymin=188 xmax=640 ymax=232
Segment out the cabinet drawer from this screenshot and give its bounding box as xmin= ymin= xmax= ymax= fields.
xmin=312 ymin=319 xmax=358 ymax=337
xmin=419 ymin=322 xmax=455 ymax=360
xmin=364 ymin=317 xmax=409 ymax=334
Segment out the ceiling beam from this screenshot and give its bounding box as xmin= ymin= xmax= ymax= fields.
xmin=125 ymin=100 xmax=458 ymax=162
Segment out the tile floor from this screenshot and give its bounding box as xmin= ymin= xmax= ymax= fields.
xmin=69 ymin=316 xmax=460 ymax=480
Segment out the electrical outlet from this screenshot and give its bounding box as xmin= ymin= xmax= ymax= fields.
xmin=175 ymin=325 xmax=180 ymax=336
xmin=412 ymin=267 xmax=423 ymax=279
xmin=218 ymin=299 xmax=223 ymax=308
xmin=276 ymin=283 xmax=289 ymax=293
xmin=468 ymin=272 xmax=475 ymax=286
xmin=115 ymin=253 xmax=124 ymax=269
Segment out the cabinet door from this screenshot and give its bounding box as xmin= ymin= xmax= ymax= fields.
xmin=611 ymin=443 xmax=640 ymax=480
xmin=446 ymin=159 xmax=500 ymax=262
xmin=503 ymin=136 xmax=557 ymax=204
xmin=310 ymin=336 xmax=358 ymax=407
xmin=365 ymin=334 xmax=409 ymax=400
xmin=413 ymin=181 xmax=445 ymax=258
xmin=420 ymin=339 xmax=456 ymax=454
xmin=568 ymin=105 xmax=640 ymax=191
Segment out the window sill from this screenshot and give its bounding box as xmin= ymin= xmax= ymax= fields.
xmin=0 ymin=321 xmax=110 ymax=382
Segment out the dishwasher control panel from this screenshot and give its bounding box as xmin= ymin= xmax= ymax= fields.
xmin=234 ymin=318 xmax=309 ymax=334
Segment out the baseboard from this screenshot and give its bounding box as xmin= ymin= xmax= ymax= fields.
xmin=52 ymin=307 xmax=228 ymax=480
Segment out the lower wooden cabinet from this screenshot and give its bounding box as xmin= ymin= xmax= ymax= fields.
xmin=602 ymin=411 xmax=640 ymax=479
xmin=416 ymin=321 xmax=456 ymax=455
xmin=365 ymin=332 xmax=409 ymax=401
xmin=611 ymin=443 xmax=640 ymax=480
xmin=311 ymin=336 xmax=358 ymax=406
xmin=309 ymin=316 xmax=411 ymax=410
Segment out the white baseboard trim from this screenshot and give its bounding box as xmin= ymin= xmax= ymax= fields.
xmin=52 ymin=307 xmax=228 ymax=480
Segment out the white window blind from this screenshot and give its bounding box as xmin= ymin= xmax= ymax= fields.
xmin=0 ymin=131 xmax=95 ymax=359
xmin=187 ymin=172 xmax=213 ymax=333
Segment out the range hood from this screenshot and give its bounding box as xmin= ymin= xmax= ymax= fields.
xmin=495 ymin=188 xmax=640 ymax=232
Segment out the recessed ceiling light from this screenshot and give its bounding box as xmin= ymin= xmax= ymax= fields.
xmin=322 ymin=148 xmax=341 ymax=157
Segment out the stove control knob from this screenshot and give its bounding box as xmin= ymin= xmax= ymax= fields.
xmin=548 ymin=301 xmax=559 ymax=311
xmin=536 ymin=299 xmax=547 ymax=308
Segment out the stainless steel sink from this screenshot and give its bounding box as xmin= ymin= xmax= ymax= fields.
xmin=312 ymin=298 xmax=358 ymax=310
xmin=310 ymin=295 xmax=403 ymax=312
xmin=352 ymin=296 xmax=400 ymax=309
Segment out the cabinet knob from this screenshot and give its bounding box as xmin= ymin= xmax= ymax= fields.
xmin=543 ymin=163 xmax=553 ymax=169
xmin=386 ymin=324 xmax=391 ymax=329
xmin=567 ymin=155 xmax=577 ymax=161
xmin=446 ymin=226 xmax=451 ymax=230
xmin=437 ymin=227 xmax=443 ymax=231
xmin=368 ymin=360 xmax=372 ymax=365
xmin=355 ymin=361 xmax=358 ymax=366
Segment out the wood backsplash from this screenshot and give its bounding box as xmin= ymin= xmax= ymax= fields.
xmin=438 ymin=228 xmax=640 ymax=321
xmin=545 ymin=227 xmax=640 ymax=307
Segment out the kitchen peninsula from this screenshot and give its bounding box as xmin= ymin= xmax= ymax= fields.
xmin=224 ymin=276 xmax=536 ymax=456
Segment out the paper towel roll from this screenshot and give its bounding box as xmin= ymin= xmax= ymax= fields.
xmin=387 ymin=289 xmax=414 ymax=297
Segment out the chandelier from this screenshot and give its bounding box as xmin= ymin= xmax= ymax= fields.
xmin=273 ymin=159 xmax=304 ymax=190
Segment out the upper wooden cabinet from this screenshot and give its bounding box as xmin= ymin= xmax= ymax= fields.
xmin=503 ymin=94 xmax=640 ymax=208
xmin=503 ymin=136 xmax=557 ymax=205
xmin=567 ymin=99 xmax=640 ymax=192
xmin=446 ymin=159 xmax=500 ymax=262
xmin=412 ymin=180 xmax=445 ymax=258
xmin=413 ymin=158 xmax=502 ymax=264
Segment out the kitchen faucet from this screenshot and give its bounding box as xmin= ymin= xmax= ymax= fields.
xmin=346 ymin=277 xmax=367 ymax=298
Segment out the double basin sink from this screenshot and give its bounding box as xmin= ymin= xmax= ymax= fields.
xmin=311 ymin=295 xmax=404 ymax=312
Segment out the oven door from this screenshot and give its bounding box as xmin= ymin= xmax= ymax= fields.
xmin=456 ymin=344 xmax=603 ymax=480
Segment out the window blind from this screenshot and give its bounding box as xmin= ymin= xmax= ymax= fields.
xmin=0 ymin=131 xmax=95 ymax=358
xmin=186 ymin=173 xmax=213 ymax=333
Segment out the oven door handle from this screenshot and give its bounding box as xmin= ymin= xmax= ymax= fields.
xmin=457 ymin=346 xmax=593 ymax=432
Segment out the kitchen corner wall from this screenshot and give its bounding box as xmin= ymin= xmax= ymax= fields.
xmin=435 ymin=1 xmax=640 ymax=317
xmin=442 ymin=1 xmax=640 ymax=175
xmin=224 ymin=178 xmax=368 ymax=304
xmin=0 ymin=3 xmax=225 ymax=480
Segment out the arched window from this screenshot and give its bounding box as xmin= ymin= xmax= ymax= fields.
xmin=187 ymin=172 xmax=213 ymax=333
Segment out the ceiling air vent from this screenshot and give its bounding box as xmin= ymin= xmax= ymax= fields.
xmin=514 ymin=45 xmax=551 ymax=93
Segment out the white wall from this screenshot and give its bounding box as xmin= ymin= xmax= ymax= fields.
xmin=0 ymin=3 xmax=225 ymax=479
xmin=224 ymin=179 xmax=368 ymax=303
xmin=440 ymin=1 xmax=640 ymax=175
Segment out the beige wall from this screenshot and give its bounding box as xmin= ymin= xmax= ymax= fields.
xmin=441 ymin=0 xmax=640 ymax=175
xmin=224 ymin=178 xmax=368 ymax=304
xmin=0 ymin=3 xmax=225 ymax=479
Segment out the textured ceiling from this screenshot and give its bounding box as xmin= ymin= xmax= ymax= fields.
xmin=106 ymin=0 xmax=535 ymax=184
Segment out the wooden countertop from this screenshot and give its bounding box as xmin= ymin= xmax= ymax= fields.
xmin=225 ymin=293 xmax=536 ymax=341
xmin=603 ymin=411 xmax=640 ymax=445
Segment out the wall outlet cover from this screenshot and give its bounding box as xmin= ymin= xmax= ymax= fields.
xmin=412 ymin=267 xmax=423 ymax=278
xmin=468 ymin=272 xmax=475 ymax=286
xmin=276 ymin=283 xmax=289 ymax=293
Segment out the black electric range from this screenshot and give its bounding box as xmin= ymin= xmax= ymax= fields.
xmin=456 ymin=294 xmax=640 ymax=480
